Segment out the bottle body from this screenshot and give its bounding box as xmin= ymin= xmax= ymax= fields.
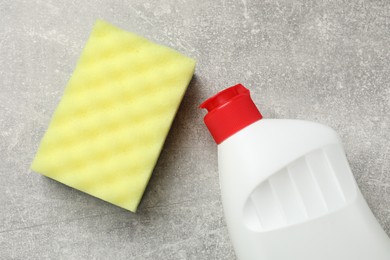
xmin=218 ymin=119 xmax=390 ymax=260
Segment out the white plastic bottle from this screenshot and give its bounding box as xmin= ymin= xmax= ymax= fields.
xmin=200 ymin=84 xmax=390 ymax=260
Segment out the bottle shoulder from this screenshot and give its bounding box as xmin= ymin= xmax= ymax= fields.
xmin=217 ymin=119 xmax=345 ymax=190
xmin=219 ymin=119 xmax=341 ymax=154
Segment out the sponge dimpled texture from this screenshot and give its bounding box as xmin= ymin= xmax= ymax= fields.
xmin=31 ymin=20 xmax=196 ymax=212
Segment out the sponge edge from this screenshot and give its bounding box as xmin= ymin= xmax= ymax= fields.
xmin=31 ymin=20 xmax=196 ymax=212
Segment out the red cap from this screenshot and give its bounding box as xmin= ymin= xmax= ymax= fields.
xmin=200 ymin=84 xmax=262 ymax=144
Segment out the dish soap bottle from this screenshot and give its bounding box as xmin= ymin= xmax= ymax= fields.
xmin=200 ymin=84 xmax=390 ymax=260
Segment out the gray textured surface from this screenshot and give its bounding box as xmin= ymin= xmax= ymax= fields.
xmin=1 ymin=0 xmax=389 ymax=259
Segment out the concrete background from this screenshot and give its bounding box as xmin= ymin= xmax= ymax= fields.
xmin=1 ymin=0 xmax=389 ymax=259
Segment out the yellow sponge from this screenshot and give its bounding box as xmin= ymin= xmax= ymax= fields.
xmin=31 ymin=20 xmax=196 ymax=212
